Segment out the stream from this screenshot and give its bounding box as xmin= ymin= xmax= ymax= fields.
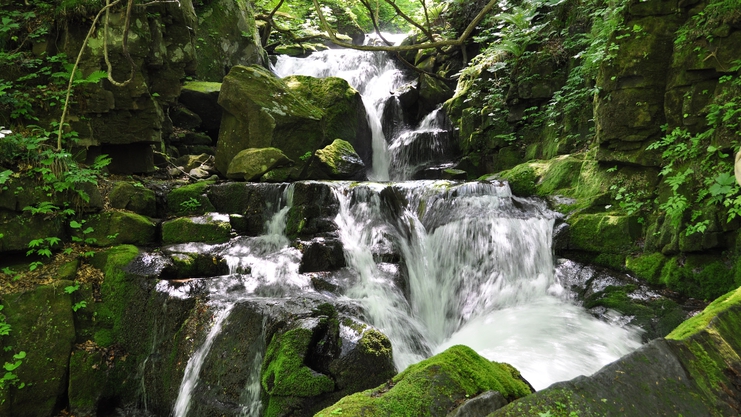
xmin=168 ymin=36 xmax=643 ymax=416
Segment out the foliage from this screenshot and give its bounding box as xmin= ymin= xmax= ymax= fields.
xmin=647 ymin=61 xmax=741 ymax=235
xmin=0 ymin=305 xmax=25 ymax=391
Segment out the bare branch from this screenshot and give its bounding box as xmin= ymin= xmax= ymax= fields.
xmin=311 ymin=0 xmax=497 ymax=54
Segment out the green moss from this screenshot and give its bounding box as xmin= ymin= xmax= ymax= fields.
xmin=583 ymin=285 xmax=685 ymax=339
xmin=182 ymin=81 xmax=222 ymax=94
xmin=536 ymin=157 xmax=583 ymax=196
xmin=167 ymin=181 xmax=216 ymax=216
xmin=90 ymin=245 xmax=140 ymax=346
xmin=569 ymin=213 xmax=641 ymax=254
xmin=315 ymin=345 xmax=531 ymax=417
xmin=261 ymin=327 xmax=335 ymax=398
xmin=667 ymin=286 xmax=741 ymax=340
xmin=358 ymin=328 xmax=392 ymax=357
xmin=659 ymin=255 xmax=735 ymax=300
xmin=161 ymin=215 xmax=232 ymax=244
xmin=626 ymin=252 xmax=666 ymax=284
xmin=498 ymin=164 xmax=538 ymax=196
xmin=77 ymin=211 xmax=157 ymax=247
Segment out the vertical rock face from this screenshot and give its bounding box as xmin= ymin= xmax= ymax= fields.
xmin=192 ymin=0 xmax=268 ymax=82
xmin=55 ymin=0 xmax=198 ymax=174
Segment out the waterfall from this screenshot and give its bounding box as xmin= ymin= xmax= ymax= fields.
xmin=173 ymin=305 xmax=234 ymax=417
xmin=273 ymin=36 xmax=410 ymax=181
xmin=332 ymin=181 xmax=642 ymax=390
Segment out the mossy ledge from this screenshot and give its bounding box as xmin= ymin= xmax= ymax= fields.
xmin=315 ymin=345 xmax=532 ymax=417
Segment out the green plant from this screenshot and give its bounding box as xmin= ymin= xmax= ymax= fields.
xmin=70 ymin=219 xmax=97 ymax=245
xmin=0 ymin=305 xmax=25 ymax=391
xmin=72 ymin=301 xmax=87 ymax=312
xmin=27 ymin=236 xmax=61 ymax=258
xmin=647 ymin=61 xmax=741 ymax=236
xmin=299 ymin=151 xmax=313 ymax=161
xmin=180 ymin=197 xmax=202 ymax=211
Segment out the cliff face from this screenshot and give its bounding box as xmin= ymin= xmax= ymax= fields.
xmin=447 ymin=0 xmax=741 ymax=304
xmin=0 ymin=0 xmax=266 ymax=174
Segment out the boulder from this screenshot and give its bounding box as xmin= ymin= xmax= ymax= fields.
xmin=74 ymin=211 xmax=157 ymax=247
xmin=315 ymin=345 xmax=533 ymax=417
xmin=304 ymin=139 xmax=367 ymax=180
xmin=166 ymin=181 xmax=216 ymax=216
xmin=286 ymin=182 xmax=341 ymax=239
xmin=0 ymin=283 xmax=76 ymax=417
xmin=215 ymin=65 xmax=324 ymax=175
xmin=298 ymin=237 xmax=346 ymax=273
xmin=226 ymin=147 xmax=294 ymax=181
xmin=179 ymin=81 xmax=223 ymax=132
xmin=568 ymin=213 xmax=642 ymax=254
xmin=208 ymin=182 xmax=289 ymax=235
xmin=0 ymin=212 xmax=65 ymax=254
xmin=260 ymin=303 xmax=396 ymax=417
xmin=284 ymin=75 xmax=372 ymax=167
xmin=108 ymin=181 xmax=157 ymax=217
xmin=162 ymin=213 xmax=232 ymax=244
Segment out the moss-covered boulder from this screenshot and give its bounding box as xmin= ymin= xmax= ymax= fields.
xmin=167 ymin=251 xmax=230 ymax=278
xmin=284 ymin=75 xmax=372 ymax=167
xmin=108 ymin=181 xmax=157 ymax=217
xmin=215 ymin=65 xmax=324 ymax=175
xmin=316 ymin=345 xmax=532 ymax=417
xmin=166 ymin=181 xmax=216 ymax=216
xmin=260 ymin=304 xmax=396 ymax=417
xmin=192 ymin=0 xmax=267 ymax=82
xmin=226 ymin=147 xmax=294 ymax=181
xmin=73 ymin=211 xmax=156 ymax=247
xmin=0 ymin=212 xmax=65 ymax=254
xmin=568 ymin=213 xmax=642 ymax=254
xmin=0 ymin=282 xmax=76 ymax=417
xmin=162 ymin=213 xmax=232 ymax=244
xmin=493 ymin=285 xmax=741 ymax=416
xmin=304 ymin=139 xmax=367 ymax=180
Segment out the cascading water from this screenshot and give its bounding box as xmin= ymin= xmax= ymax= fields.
xmin=167 ymin=38 xmax=645 ymax=416
xmin=272 ymin=34 xmax=453 ymax=181
xmin=331 ymin=181 xmax=642 ymax=389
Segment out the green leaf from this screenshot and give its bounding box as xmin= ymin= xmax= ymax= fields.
xmin=69 ymin=220 xmax=82 ymax=229
xmin=13 ymin=351 xmax=25 ymax=360
xmin=3 ymin=361 xmax=21 ymax=372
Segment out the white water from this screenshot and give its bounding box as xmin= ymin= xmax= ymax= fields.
xmin=332 ymin=181 xmax=643 ymax=389
xmin=273 ymin=36 xmax=409 ymax=181
xmin=173 ymin=305 xmax=234 ymax=417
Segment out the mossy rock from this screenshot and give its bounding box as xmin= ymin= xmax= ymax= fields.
xmin=108 ymin=181 xmax=157 ymax=217
xmin=169 ymin=252 xmax=230 ymax=278
xmin=261 ymin=326 xmax=335 ymax=398
xmin=568 ymin=213 xmax=642 ymax=254
xmin=583 ymin=284 xmax=686 ymax=340
xmin=179 ymin=81 xmax=223 ymax=132
xmin=166 ymin=181 xmax=216 ymax=216
xmin=304 ymin=139 xmax=367 ymax=180
xmin=536 ymin=156 xmax=584 ymax=196
xmin=215 ymin=65 xmax=324 ymax=175
xmin=161 ymin=213 xmax=232 ymax=244
xmin=226 ymin=147 xmax=294 ymax=181
xmin=315 ymin=345 xmax=532 ymax=417
xmin=192 ymin=0 xmax=267 ymax=82
xmin=74 ymin=211 xmax=156 ymax=247
xmin=497 ymin=163 xmax=538 ymax=196
xmin=0 ymin=212 xmax=66 ymax=253
xmin=0 ymin=282 xmax=76 ymax=417
xmin=626 ymin=252 xmax=667 ymax=283
xmin=658 ymin=254 xmax=736 ymax=300
xmin=284 ymin=75 xmax=372 ymax=167
xmin=68 ymin=349 xmax=108 ymax=416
